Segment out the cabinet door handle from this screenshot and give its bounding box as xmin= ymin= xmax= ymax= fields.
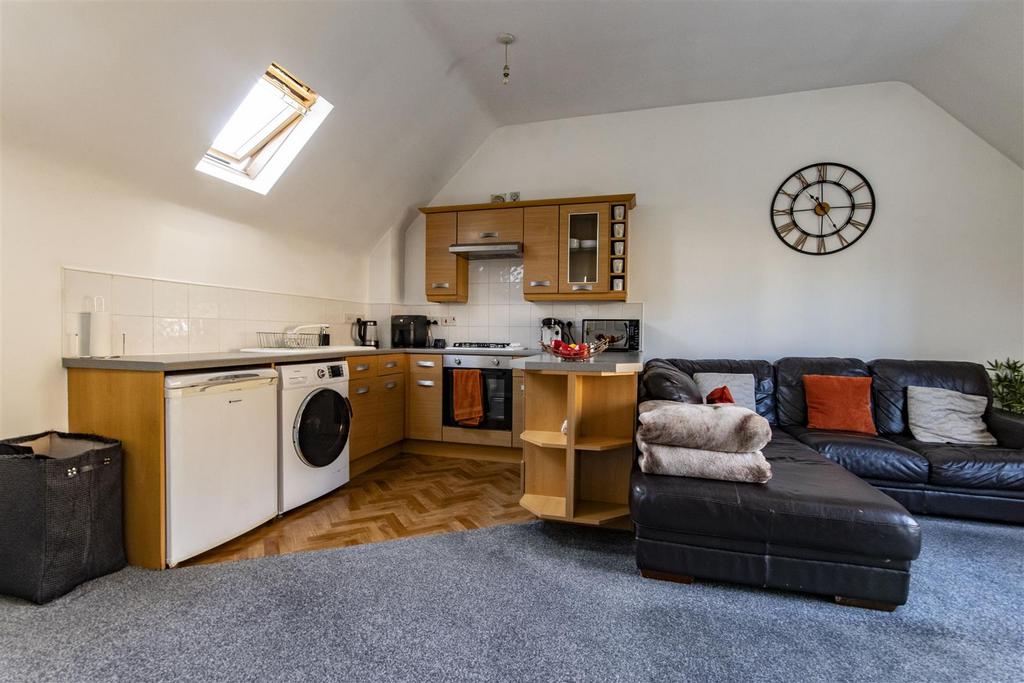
xmin=572 ymin=284 xmax=594 ymax=291
xmin=384 ymin=361 xmax=397 ymax=368
xmin=431 ymin=281 xmax=451 ymax=289
xmin=528 ymin=280 xmax=551 ymax=288
xmin=385 ymin=381 xmax=398 ymax=390
xmin=355 ymin=363 xmax=370 ymax=372
xmin=416 ymin=360 xmax=436 ymax=368
xmin=416 ymin=380 xmax=435 ymax=387
xmin=478 ymin=231 xmax=498 ymax=239
xmin=355 ymin=386 xmax=370 ymax=395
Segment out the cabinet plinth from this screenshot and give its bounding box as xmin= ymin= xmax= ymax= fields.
xmin=519 ymin=368 xmax=637 ymax=526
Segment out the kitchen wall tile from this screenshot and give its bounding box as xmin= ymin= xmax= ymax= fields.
xmin=292 ymin=296 xmax=325 ymax=323
xmin=488 ymin=304 xmax=509 ymax=327
xmin=111 ymin=314 xmax=153 ymax=355
xmin=218 ymin=288 xmax=247 ymax=320
xmin=266 ymin=294 xmax=292 ymax=321
xmin=468 ymin=262 xmax=488 ymax=284
xmin=621 ymin=302 xmax=644 ymax=319
xmin=245 ymin=291 xmax=272 ymax=320
xmin=552 ymin=304 xmax=576 ymax=323
xmin=510 ymin=326 xmax=536 ymax=348
xmin=111 ymin=276 xmax=153 ymax=316
xmin=188 ymin=284 xmax=220 ymax=319
xmin=530 ymin=303 xmax=553 ymax=319
xmin=153 ymin=281 xmax=188 ymax=318
xmin=508 ymin=263 xmax=524 ymax=284
xmin=488 ymin=283 xmax=510 ymax=304
xmin=62 ymin=313 xmax=86 ymax=357
xmin=153 ymin=317 xmax=189 ymax=354
xmin=465 ymin=305 xmax=488 ymax=326
xmin=324 ymin=300 xmax=345 ymax=324
xmin=508 ymin=304 xmax=533 ymax=326
xmin=466 ymin=325 xmax=488 ymax=342
xmin=469 ymin=283 xmax=490 ymax=305
xmin=219 ymin=320 xmax=248 ymax=351
xmin=508 ymin=282 xmax=523 ymax=301
xmin=188 ymin=318 xmax=220 ymax=353
xmin=487 ymin=325 xmax=509 ymax=343
xmin=63 ymin=270 xmax=112 ymax=313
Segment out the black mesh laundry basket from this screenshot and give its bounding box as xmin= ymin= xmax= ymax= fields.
xmin=0 ymin=431 xmax=126 ymax=603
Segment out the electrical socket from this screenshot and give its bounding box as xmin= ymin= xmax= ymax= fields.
xmin=441 ymin=315 xmax=457 ymax=327
xmin=344 ymin=312 xmax=359 ymax=323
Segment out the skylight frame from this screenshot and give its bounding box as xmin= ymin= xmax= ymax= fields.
xmin=196 ymin=62 xmax=332 ymax=195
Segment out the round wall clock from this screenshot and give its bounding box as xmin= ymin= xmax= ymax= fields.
xmin=770 ymin=162 xmax=875 ymax=255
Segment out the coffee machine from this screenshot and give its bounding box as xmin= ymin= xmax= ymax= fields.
xmin=540 ymin=318 xmax=571 ymax=346
xmin=353 ymin=318 xmax=379 ymax=348
xmin=392 ymin=315 xmax=431 ymax=348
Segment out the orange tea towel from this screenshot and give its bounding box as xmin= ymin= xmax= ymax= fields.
xmin=453 ymin=369 xmax=484 ymax=427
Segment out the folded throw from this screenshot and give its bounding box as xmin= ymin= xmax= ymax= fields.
xmin=637 ymin=439 xmax=772 ymax=483
xmin=637 ymin=400 xmax=771 ymax=453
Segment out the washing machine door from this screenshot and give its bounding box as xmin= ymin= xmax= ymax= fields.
xmin=292 ymin=387 xmax=352 ymax=468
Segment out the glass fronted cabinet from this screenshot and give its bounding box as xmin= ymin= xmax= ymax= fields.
xmin=559 ymin=203 xmax=610 ymax=294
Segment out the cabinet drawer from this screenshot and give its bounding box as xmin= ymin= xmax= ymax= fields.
xmin=348 ymin=378 xmax=377 ymax=459
xmin=377 ymin=354 xmax=407 ymax=376
xmin=406 ymin=374 xmax=442 ymax=441
xmin=348 ymin=356 xmax=378 ymax=378
xmin=409 ymin=354 xmax=442 ymax=377
xmin=457 ymin=208 xmax=523 ymax=244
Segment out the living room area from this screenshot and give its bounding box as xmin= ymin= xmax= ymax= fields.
xmin=2 ymin=1 xmax=1023 ymax=681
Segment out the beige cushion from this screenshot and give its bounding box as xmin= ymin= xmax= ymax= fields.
xmin=693 ymin=372 xmax=756 ymax=411
xmin=907 ymin=386 xmax=997 ymax=445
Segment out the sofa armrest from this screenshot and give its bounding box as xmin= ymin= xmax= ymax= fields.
xmin=987 ymin=409 xmax=1024 ymax=449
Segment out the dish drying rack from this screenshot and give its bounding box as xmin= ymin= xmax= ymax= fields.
xmin=256 ymin=331 xmax=322 ymax=349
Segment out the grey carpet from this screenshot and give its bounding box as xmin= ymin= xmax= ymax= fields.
xmin=1 ymin=517 xmax=1022 ymax=682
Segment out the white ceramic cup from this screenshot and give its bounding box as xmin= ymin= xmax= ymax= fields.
xmin=612 ymin=278 xmax=624 ymax=291
xmin=613 ymin=242 xmax=624 ymax=255
xmin=613 ymin=205 xmax=625 ymax=220
xmin=612 ymin=259 xmax=624 ymax=273
xmin=613 ymin=223 xmax=625 ymax=238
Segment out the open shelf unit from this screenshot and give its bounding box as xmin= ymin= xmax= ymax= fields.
xmin=519 ymin=370 xmax=638 ymax=526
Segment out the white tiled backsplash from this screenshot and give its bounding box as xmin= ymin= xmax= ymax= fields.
xmin=393 ymin=259 xmax=643 ymax=348
xmin=62 ymin=268 xmax=372 ymax=356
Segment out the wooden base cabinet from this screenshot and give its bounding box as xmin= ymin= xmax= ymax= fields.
xmin=349 ymin=365 xmax=406 ymax=461
xmin=406 ymin=355 xmax=442 ymax=441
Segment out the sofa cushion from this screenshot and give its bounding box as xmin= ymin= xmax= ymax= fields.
xmin=785 ymin=426 xmax=929 ymax=483
xmin=804 ymin=375 xmax=877 ymax=435
xmin=651 ymin=359 xmax=777 ymax=424
xmin=869 ymin=359 xmax=992 ymax=435
xmin=775 ymin=357 xmax=869 ymax=427
xmin=907 ymin=386 xmax=997 ymax=445
xmin=630 ymin=427 xmax=921 ymax=561
xmin=693 ymin=372 xmax=756 ymax=411
xmin=891 ymin=435 xmax=1024 ymax=490
xmin=640 ymin=360 xmax=703 ymax=404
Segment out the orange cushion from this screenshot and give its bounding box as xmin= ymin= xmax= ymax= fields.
xmin=706 ymin=385 xmax=735 ymax=404
xmin=803 ymin=375 xmax=877 ymax=435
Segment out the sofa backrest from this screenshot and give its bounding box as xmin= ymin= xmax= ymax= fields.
xmin=869 ymin=359 xmax=992 ymax=435
xmin=775 ymin=357 xmax=870 ymax=426
xmin=645 ymin=359 xmax=777 ymax=424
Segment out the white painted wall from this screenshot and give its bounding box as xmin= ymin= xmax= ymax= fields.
xmin=1 ymin=145 xmax=368 ymax=435
xmin=405 ymin=83 xmax=1024 ymax=363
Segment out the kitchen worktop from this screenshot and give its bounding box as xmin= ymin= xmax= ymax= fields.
xmin=62 ymin=346 xmax=541 ymax=372
xmin=510 ymin=352 xmax=644 ymax=373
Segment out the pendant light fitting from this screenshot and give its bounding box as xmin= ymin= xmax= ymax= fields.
xmin=499 ymin=33 xmax=516 ymax=85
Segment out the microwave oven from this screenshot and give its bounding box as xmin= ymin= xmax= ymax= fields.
xmin=581 ymin=319 xmax=640 ymax=352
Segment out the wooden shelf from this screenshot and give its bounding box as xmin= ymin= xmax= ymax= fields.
xmin=520 ymin=430 xmax=567 ymax=449
xmin=520 ymin=494 xmax=567 ymax=519
xmin=575 ymin=435 xmax=634 ymax=451
xmin=571 ymin=500 xmax=630 ymax=525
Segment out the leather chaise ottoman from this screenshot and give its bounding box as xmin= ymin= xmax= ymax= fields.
xmin=631 ymin=428 xmax=922 ymax=610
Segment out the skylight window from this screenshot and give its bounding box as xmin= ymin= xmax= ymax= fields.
xmin=196 ymin=63 xmax=332 ymax=195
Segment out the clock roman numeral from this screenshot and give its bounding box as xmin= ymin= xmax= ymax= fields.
xmin=837 ymin=231 xmax=850 ymax=248
xmin=817 ymin=164 xmax=828 ymax=181
xmin=773 ymin=208 xmax=790 ymax=216
xmin=849 ymin=181 xmax=866 ymax=192
xmin=793 ymin=233 xmax=809 ymax=250
xmin=779 ymin=189 xmax=797 ymax=199
xmin=835 ymin=168 xmax=847 ymax=184
xmin=854 ymin=202 xmax=873 ymax=210
xmin=816 ymin=237 xmax=827 ymax=254
xmin=795 ymin=172 xmax=810 ymax=187
xmin=776 ymin=222 xmax=796 ymax=237
xmin=849 ymin=219 xmax=867 ymax=231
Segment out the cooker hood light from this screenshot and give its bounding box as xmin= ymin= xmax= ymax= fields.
xmin=448 ymin=242 xmax=524 ymax=259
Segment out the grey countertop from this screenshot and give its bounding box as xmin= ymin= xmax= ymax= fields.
xmin=62 ymin=346 xmax=542 ymax=372
xmin=510 ymin=352 xmax=644 ymax=373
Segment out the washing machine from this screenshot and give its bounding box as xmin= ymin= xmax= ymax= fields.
xmin=278 ymin=361 xmax=352 ymax=513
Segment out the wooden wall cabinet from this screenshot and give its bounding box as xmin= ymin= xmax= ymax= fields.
xmin=523 ymin=206 xmax=559 ymax=295
xmin=425 ymin=212 xmax=468 ymax=302
xmin=559 ymin=202 xmax=611 ymax=295
xmin=406 ymin=354 xmax=442 ymax=441
xmin=457 ymin=208 xmax=523 ymax=244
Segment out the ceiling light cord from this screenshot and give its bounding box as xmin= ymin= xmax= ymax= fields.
xmin=499 ymin=33 xmax=516 ymax=85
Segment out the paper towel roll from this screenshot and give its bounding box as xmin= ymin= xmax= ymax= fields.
xmin=89 ymin=311 xmax=112 ymax=357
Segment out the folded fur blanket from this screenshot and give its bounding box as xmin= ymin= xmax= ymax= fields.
xmin=638 ymin=400 xmax=771 ymax=453
xmin=637 ymin=439 xmax=772 ymax=484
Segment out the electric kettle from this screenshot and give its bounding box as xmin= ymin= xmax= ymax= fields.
xmin=353 ymin=318 xmax=379 ymax=348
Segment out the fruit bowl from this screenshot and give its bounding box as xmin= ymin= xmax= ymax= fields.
xmin=540 ymin=339 xmax=610 ymax=361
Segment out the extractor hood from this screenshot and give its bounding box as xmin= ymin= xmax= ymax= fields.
xmin=448 ymin=242 xmax=523 ymax=259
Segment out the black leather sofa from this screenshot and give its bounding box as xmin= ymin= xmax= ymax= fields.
xmin=631 ymin=357 xmax=1024 ymax=609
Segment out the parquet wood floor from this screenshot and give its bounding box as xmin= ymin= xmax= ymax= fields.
xmin=182 ymin=453 xmax=532 ymax=566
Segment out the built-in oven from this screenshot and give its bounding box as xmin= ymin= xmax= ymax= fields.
xmin=442 ymin=355 xmax=513 ymax=431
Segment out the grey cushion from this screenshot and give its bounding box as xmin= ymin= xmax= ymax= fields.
xmin=907 ymin=386 xmax=997 ymax=445
xmin=693 ymin=372 xmax=756 ymax=411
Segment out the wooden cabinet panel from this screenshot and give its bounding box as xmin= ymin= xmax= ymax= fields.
xmin=375 ymin=374 xmax=405 ymax=448
xmin=512 ymin=369 xmax=525 ymax=449
xmin=559 ymin=203 xmax=611 ymax=294
xmin=348 ymin=378 xmax=377 ymax=459
xmin=406 ymin=374 xmax=442 ymax=441
xmin=426 ymin=212 xmax=467 ymax=302
xmin=523 ymin=206 xmax=559 ymax=295
xmin=409 ymin=355 xmax=442 ymax=375
xmin=349 ymin=356 xmax=378 ymax=379
xmin=457 ymin=208 xmax=524 ymax=244
xmin=377 ymin=354 xmax=407 ymax=376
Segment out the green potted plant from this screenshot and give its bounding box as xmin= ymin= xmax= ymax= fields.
xmin=987 ymin=359 xmax=1024 ymax=415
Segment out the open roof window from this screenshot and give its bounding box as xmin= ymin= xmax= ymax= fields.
xmin=196 ymin=63 xmax=332 ymax=195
